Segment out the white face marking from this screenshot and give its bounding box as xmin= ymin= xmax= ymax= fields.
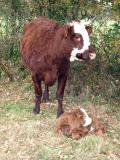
xmin=80 ymin=108 xmax=92 ymax=127
xmin=70 ymin=48 xmax=82 ymax=62
xmin=69 ymin=20 xmax=91 ymax=62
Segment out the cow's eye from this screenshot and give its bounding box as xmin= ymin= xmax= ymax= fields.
xmin=74 ymin=35 xmax=81 ymax=41
xmin=76 ymin=37 xmax=80 ymax=40
xmin=75 ymin=35 xmax=80 ymax=39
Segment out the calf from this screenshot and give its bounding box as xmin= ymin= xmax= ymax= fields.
xmin=20 ymin=17 xmax=96 ymax=117
xmin=55 ymin=108 xmax=106 ymax=139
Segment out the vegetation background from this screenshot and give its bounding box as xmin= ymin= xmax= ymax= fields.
xmin=0 ymin=1 xmax=120 ymax=159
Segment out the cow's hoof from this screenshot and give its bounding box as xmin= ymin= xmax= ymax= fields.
xmin=42 ymin=95 xmax=49 ymax=103
xmin=33 ymin=107 xmax=40 ymax=114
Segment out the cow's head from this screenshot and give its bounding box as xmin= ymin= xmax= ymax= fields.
xmin=67 ymin=20 xmax=96 ymax=61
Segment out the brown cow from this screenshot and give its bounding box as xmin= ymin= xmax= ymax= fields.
xmin=20 ymin=17 xmax=96 ymax=117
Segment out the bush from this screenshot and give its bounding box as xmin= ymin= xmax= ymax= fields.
xmin=67 ymin=21 xmax=120 ymax=105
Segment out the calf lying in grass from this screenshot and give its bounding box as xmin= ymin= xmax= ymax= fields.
xmin=55 ymin=108 xmax=106 ymax=139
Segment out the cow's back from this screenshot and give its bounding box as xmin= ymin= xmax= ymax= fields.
xmin=20 ymin=17 xmax=59 ymax=70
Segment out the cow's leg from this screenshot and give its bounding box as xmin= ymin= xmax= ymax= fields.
xmin=43 ymin=84 xmax=49 ymax=102
xmin=56 ymin=74 xmax=67 ymax=118
xmin=32 ymin=74 xmax=42 ymax=114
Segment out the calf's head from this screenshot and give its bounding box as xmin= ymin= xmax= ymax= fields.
xmin=66 ymin=20 xmax=96 ymax=61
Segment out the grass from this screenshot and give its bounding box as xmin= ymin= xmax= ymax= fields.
xmin=0 ymin=80 xmax=120 ymax=160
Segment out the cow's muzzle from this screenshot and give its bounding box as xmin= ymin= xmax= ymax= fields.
xmin=76 ymin=46 xmax=96 ymax=60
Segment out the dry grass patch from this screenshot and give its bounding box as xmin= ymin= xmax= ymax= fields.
xmin=0 ymin=81 xmax=120 ymax=160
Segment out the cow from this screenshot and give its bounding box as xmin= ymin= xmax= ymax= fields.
xmin=20 ymin=17 xmax=96 ymax=117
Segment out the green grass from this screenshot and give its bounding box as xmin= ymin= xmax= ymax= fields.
xmin=0 ymin=81 xmax=120 ymax=160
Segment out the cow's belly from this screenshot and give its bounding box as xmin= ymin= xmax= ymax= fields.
xmin=43 ymin=71 xmax=58 ymax=86
xmin=34 ymin=65 xmax=58 ymax=86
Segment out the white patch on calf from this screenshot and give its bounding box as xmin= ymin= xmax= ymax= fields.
xmin=69 ymin=21 xmax=91 ymax=61
xmin=80 ymin=108 xmax=92 ymax=127
xmin=90 ymin=126 xmax=95 ymax=132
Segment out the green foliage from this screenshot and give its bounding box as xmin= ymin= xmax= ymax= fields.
xmin=67 ymin=20 xmax=120 ymax=105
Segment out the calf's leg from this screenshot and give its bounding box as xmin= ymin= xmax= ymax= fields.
xmin=56 ymin=74 xmax=67 ymax=118
xmin=32 ymin=74 xmax=42 ymax=114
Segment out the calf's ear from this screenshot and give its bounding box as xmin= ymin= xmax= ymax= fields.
xmin=85 ymin=26 xmax=92 ymax=35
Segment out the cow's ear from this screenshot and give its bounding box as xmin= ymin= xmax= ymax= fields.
xmin=68 ymin=25 xmax=74 ymax=36
xmin=85 ymin=26 xmax=92 ymax=35
xmin=64 ymin=25 xmax=74 ymax=38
